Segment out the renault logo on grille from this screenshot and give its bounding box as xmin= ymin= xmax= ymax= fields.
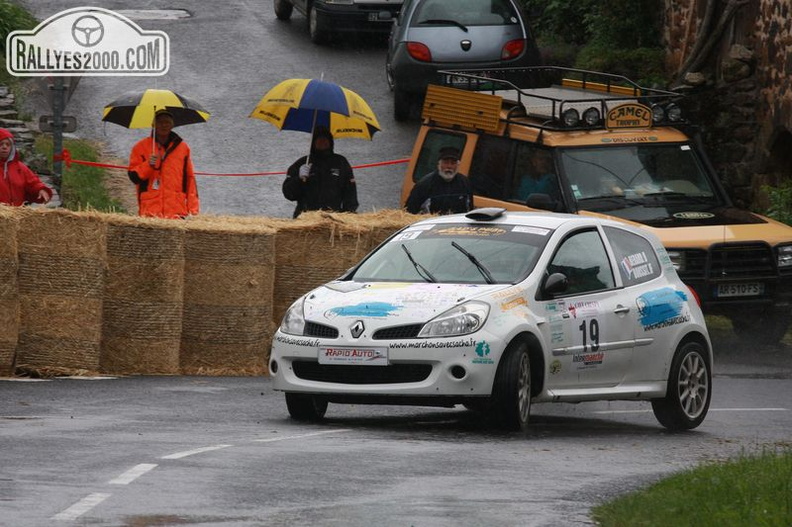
xmin=460 ymin=39 xmax=471 ymax=51
xmin=350 ymin=320 xmax=365 ymax=339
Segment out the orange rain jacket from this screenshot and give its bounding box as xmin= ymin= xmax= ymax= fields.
xmin=0 ymin=127 xmax=52 ymax=206
xmin=127 ymin=132 xmax=199 ymax=218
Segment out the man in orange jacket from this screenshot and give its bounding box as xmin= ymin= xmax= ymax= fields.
xmin=0 ymin=127 xmax=52 ymax=206
xmin=127 ymin=110 xmax=199 ymax=218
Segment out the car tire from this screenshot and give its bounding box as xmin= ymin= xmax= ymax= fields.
xmin=274 ymin=0 xmax=293 ymax=20
xmin=308 ymin=6 xmax=329 ymax=45
xmin=731 ymin=309 xmax=791 ymax=345
xmin=285 ymin=393 xmax=328 ymax=421
xmin=394 ymin=88 xmax=412 ymax=122
xmin=651 ymin=340 xmax=711 ymax=430
xmin=490 ymin=341 xmax=532 ymax=431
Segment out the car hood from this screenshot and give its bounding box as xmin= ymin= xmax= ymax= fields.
xmin=303 ymin=281 xmax=510 ymax=327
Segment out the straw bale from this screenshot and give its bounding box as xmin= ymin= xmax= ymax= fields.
xmin=18 ymin=253 xmax=104 ymax=297
xmin=180 ymin=222 xmax=276 ymax=374
xmin=15 ymin=334 xmax=100 ymax=370
xmin=101 ymin=337 xmax=180 ymax=374
xmin=101 ymin=218 xmax=185 ymax=374
xmin=17 ymin=208 xmax=106 ymax=257
xmin=0 ymin=209 xmax=19 ymax=375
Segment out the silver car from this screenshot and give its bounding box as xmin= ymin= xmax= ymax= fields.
xmin=386 ymin=0 xmax=541 ymax=121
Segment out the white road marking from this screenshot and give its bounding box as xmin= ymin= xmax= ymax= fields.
xmin=592 ymin=407 xmax=788 ymax=415
xmin=108 ymin=463 xmax=158 ymax=485
xmin=253 ymin=429 xmax=351 ymax=443
xmin=52 ymin=492 xmax=111 ymax=521
xmin=161 ymin=444 xmax=233 ymax=460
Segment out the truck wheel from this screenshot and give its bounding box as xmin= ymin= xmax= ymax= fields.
xmin=274 ymin=0 xmax=293 ymax=20
xmin=309 ymin=7 xmax=329 ymax=44
xmin=394 ymin=88 xmax=412 ymax=122
xmin=731 ymin=309 xmax=791 ymax=345
xmin=651 ymin=340 xmax=711 ymax=430
xmin=285 ymin=393 xmax=328 ymax=421
xmin=490 ymin=341 xmax=532 ymax=431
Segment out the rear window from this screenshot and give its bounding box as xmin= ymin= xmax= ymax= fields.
xmin=604 ymin=226 xmax=661 ymax=286
xmin=412 ymin=0 xmax=520 ymax=27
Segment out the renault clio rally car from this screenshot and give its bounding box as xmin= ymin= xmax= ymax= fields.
xmin=270 ymin=208 xmax=713 ymax=431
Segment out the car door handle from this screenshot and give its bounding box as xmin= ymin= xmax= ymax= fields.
xmin=613 ymin=305 xmax=630 ymax=314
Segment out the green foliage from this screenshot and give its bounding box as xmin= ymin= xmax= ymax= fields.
xmin=35 ymin=135 xmax=126 ymax=213
xmin=0 ymin=0 xmax=37 ymax=53
xmin=592 ymin=449 xmax=792 ymax=526
xmin=763 ymin=183 xmax=792 ymax=226
xmin=575 ymin=45 xmax=668 ymax=87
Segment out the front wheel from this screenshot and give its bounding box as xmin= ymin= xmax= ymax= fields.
xmin=285 ymin=393 xmax=328 ymax=422
xmin=308 ymin=7 xmax=329 ymax=44
xmin=274 ymin=0 xmax=293 ymax=20
xmin=651 ymin=340 xmax=711 ymax=430
xmin=490 ymin=341 xmax=532 ymax=431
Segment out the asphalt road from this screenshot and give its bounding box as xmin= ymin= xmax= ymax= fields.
xmin=1 ymin=338 xmax=791 ymax=527
xmin=21 ymin=0 xmax=421 ymax=218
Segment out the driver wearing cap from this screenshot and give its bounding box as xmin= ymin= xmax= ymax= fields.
xmin=405 ymin=146 xmax=473 ymax=215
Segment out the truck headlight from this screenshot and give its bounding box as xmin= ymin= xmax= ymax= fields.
xmin=418 ymin=301 xmax=490 ymax=338
xmin=778 ymin=245 xmax=792 ymax=269
xmin=667 ymin=250 xmax=685 ymax=272
xmin=279 ymin=298 xmax=306 ymax=335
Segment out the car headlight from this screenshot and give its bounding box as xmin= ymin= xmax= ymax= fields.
xmin=418 ymin=301 xmax=490 ymax=338
xmin=778 ymin=245 xmax=792 ymax=269
xmin=279 ymin=298 xmax=306 ymax=335
xmin=667 ymin=250 xmax=685 ymax=272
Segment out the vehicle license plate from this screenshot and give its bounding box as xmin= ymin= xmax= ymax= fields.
xmin=716 ymin=283 xmax=764 ymax=297
xmin=319 ymin=347 xmax=388 ymax=366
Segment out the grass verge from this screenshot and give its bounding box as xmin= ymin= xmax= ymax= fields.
xmin=35 ymin=135 xmax=126 ymax=213
xmin=592 ymin=448 xmax=792 ymax=526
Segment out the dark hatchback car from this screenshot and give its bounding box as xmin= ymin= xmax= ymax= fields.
xmin=274 ymin=0 xmax=403 ymax=44
xmin=385 ymin=0 xmax=541 ymax=120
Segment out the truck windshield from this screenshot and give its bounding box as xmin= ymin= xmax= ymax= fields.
xmin=560 ymin=144 xmax=719 ymax=204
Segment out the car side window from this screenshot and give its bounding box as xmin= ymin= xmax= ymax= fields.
xmin=412 ymin=130 xmax=466 ymax=183
xmin=603 ymin=226 xmax=661 ymax=286
xmin=547 ymin=229 xmax=615 ymax=295
xmin=469 ymin=134 xmax=514 ymax=201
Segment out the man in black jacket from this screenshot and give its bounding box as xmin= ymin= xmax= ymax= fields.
xmin=282 ymin=126 xmax=358 ymax=218
xmin=405 ymin=146 xmax=472 ymax=214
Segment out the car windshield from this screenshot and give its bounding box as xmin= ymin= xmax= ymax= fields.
xmin=413 ymin=0 xmax=519 ymax=27
xmin=351 ymin=223 xmax=551 ymax=284
xmin=560 ymin=144 xmax=720 ymax=207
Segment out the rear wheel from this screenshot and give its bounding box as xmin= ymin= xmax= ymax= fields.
xmin=491 ymin=341 xmax=532 ymax=431
xmin=731 ymin=309 xmax=791 ymax=345
xmin=274 ymin=0 xmax=293 ymax=20
xmin=393 ymin=88 xmax=412 ymax=122
xmin=309 ymin=7 xmax=330 ymax=44
xmin=285 ymin=393 xmax=328 ymax=421
xmin=651 ymin=340 xmax=711 ymax=430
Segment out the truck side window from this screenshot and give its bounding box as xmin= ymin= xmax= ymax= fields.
xmin=412 ymin=130 xmax=466 ymax=183
xmin=469 ymin=135 xmax=514 ymax=200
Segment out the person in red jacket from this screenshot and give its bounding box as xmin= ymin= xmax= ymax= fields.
xmin=127 ymin=110 xmax=199 ymax=218
xmin=0 ymin=128 xmax=52 ymax=206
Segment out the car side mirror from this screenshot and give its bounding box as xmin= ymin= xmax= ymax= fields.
xmin=542 ymin=272 xmax=569 ymax=298
xmin=526 ymin=193 xmax=557 ymax=212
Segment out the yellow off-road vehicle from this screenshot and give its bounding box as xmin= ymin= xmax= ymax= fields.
xmin=400 ymin=67 xmax=792 ymax=344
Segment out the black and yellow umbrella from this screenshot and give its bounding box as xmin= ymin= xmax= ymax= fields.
xmin=102 ymin=89 xmax=210 ymax=129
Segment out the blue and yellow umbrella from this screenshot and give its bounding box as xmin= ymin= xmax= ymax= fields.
xmin=249 ymin=78 xmax=381 ymax=140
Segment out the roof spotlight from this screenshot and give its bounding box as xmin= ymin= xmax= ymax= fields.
xmin=583 ymin=107 xmax=601 ymax=126
xmin=666 ymin=103 xmax=682 ymax=122
xmin=651 ymin=104 xmax=665 ymax=124
xmin=562 ymin=108 xmax=580 ymax=127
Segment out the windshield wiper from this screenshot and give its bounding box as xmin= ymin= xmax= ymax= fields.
xmin=419 ymin=19 xmax=468 ymax=32
xmin=451 ymin=242 xmax=495 ymax=284
xmin=401 ymin=244 xmax=436 ymax=283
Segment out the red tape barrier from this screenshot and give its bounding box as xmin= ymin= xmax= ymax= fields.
xmin=53 ymin=149 xmax=410 ymax=176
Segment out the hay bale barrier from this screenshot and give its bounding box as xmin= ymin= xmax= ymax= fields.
xmin=15 ymin=208 xmax=106 ymax=372
xmin=180 ymin=220 xmax=276 ymax=375
xmin=0 ymin=207 xmax=20 ymax=375
xmin=102 ymin=215 xmax=185 ymax=374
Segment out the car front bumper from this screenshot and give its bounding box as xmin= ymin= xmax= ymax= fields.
xmin=313 ymin=2 xmax=399 ymax=34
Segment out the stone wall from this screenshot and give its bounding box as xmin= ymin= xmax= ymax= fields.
xmin=663 ymin=0 xmax=791 ymax=208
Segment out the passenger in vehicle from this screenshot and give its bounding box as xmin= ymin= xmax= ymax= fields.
xmin=515 ymin=150 xmax=561 ymax=206
xmin=405 ymin=146 xmax=473 ymax=215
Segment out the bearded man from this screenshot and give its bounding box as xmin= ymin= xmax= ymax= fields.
xmin=405 ymin=147 xmax=473 ymax=214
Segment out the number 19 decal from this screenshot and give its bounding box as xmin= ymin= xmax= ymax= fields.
xmin=578 ymin=319 xmax=600 ymax=351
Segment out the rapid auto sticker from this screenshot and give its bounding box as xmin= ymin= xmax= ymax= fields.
xmin=637 ymin=287 xmax=690 ymax=331
xmin=472 ymin=341 xmax=494 ymax=364
xmin=620 ymin=251 xmax=654 ymax=280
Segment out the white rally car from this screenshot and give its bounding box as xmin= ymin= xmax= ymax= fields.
xmin=270 ymin=208 xmax=713 ymax=431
